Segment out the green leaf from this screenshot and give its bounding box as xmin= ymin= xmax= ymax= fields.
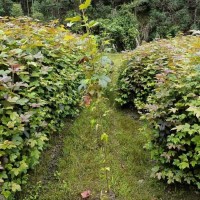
xmin=0 ymin=70 xmax=10 ymax=75
xmin=191 ymin=160 xmax=197 ymax=167
xmin=10 ymin=112 xmax=19 ymax=121
xmin=2 ymin=191 xmax=11 ymax=199
xmin=101 ymin=133 xmax=108 ymax=143
xmin=11 ymin=48 xmax=23 ymax=55
xmin=16 ymin=98 xmax=29 ymax=105
xmin=7 ymin=121 xmax=15 ymax=128
xmin=187 ymin=106 xmax=200 ymax=118
xmin=11 ymin=168 xmax=20 ymax=176
xmin=11 ymin=182 xmax=21 ymax=192
xmin=7 ymin=96 xmax=19 ymax=103
xmin=33 ymin=51 xmax=44 ymax=60
xmin=98 ymin=75 xmax=111 ymax=88
xmin=179 ymin=162 xmax=189 ymax=169
xmin=88 ymin=20 xmax=99 ymax=28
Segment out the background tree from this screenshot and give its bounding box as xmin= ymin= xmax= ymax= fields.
xmin=0 ymin=0 xmax=13 ymax=16
xmin=0 ymin=0 xmax=200 ymax=50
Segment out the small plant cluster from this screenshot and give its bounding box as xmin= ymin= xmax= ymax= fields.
xmin=89 ymin=100 xmax=112 ymax=199
xmin=117 ymin=36 xmax=200 ymax=188
xmin=66 ymin=0 xmax=112 ymax=99
xmin=0 ymin=16 xmax=92 ymax=199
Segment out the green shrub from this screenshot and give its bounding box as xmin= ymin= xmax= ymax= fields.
xmin=117 ymin=36 xmax=200 ymax=188
xmin=144 ymin=56 xmax=200 ymax=188
xmin=0 ymin=17 xmax=89 ymax=199
xmin=10 ymin=3 xmax=23 ymax=17
xmin=31 ymin=11 xmax=44 ymax=20
xmin=116 ymin=38 xmax=175 ymax=107
xmin=97 ymin=3 xmax=139 ymax=51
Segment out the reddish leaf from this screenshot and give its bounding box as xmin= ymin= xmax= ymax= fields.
xmin=11 ymin=64 xmax=21 ymax=69
xmin=30 ymin=103 xmax=41 ymax=108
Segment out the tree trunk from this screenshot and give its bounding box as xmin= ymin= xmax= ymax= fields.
xmin=20 ymin=0 xmax=32 ymax=16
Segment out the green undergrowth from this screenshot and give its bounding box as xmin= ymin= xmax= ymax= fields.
xmin=17 ymin=54 xmax=200 ymax=200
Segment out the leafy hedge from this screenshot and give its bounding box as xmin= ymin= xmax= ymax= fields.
xmin=0 ymin=17 xmax=89 ymax=199
xmin=116 ymin=37 xmax=197 ymax=107
xmin=117 ymin=36 xmax=200 ymax=188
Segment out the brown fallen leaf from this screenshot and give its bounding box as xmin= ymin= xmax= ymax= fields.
xmin=83 ymin=95 xmax=92 ymax=107
xmin=78 ymin=56 xmax=89 ymax=64
xmin=81 ymin=190 xmax=91 ymax=199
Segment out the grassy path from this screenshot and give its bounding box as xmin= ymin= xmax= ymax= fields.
xmin=18 ymin=54 xmax=200 ymax=200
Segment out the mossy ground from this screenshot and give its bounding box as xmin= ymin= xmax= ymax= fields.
xmin=17 ymin=54 xmax=200 ymax=200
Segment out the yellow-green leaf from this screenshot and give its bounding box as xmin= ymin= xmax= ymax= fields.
xmin=101 ymin=133 xmax=108 ymax=143
xmin=11 ymin=182 xmax=21 ymax=192
xmin=64 ymin=35 xmax=74 ymax=41
xmin=65 ymin=16 xmax=81 ymax=22
xmin=79 ymin=0 xmax=91 ymax=10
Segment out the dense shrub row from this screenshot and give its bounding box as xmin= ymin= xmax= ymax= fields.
xmin=117 ymin=36 xmax=200 ymax=188
xmin=0 ymin=17 xmax=88 ymax=199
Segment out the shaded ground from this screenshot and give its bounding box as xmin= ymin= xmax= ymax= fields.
xmin=17 ymin=54 xmax=200 ymax=200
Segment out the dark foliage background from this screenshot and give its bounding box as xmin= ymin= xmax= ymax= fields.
xmin=1 ymin=0 xmax=200 ymax=51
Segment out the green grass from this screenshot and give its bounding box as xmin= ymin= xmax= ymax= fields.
xmin=17 ymin=53 xmax=200 ymax=200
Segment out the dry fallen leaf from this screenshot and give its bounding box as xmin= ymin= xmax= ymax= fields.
xmin=81 ymin=190 xmax=91 ymax=199
xmin=83 ymin=95 xmax=92 ymax=107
